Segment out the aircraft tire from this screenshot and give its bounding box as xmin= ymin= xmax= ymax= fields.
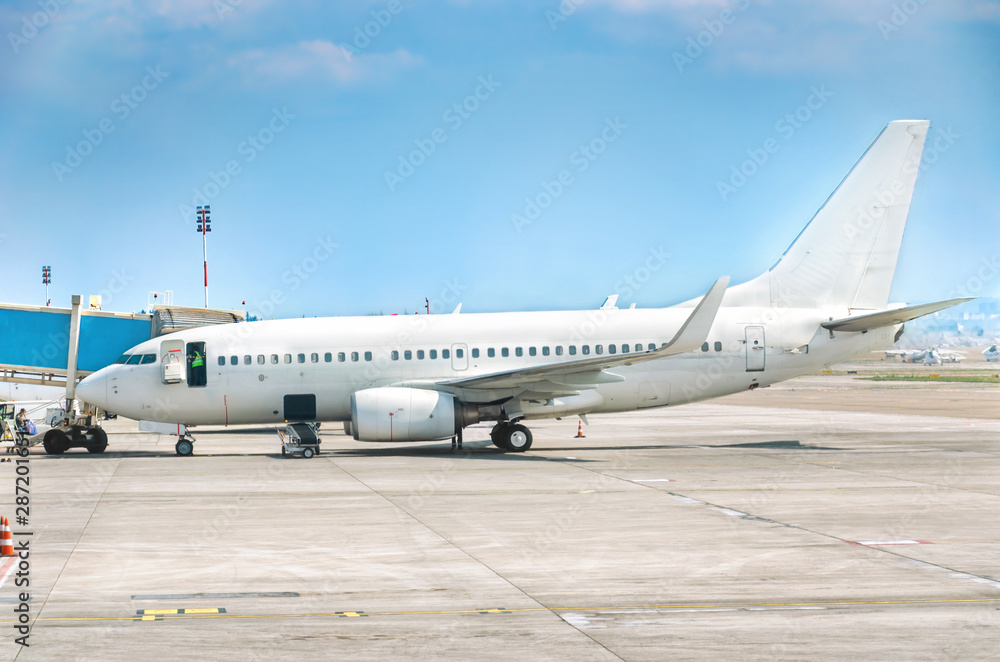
xmin=175 ymin=439 xmax=194 ymax=456
xmin=490 ymin=424 xmax=508 ymax=449
xmin=86 ymin=428 xmax=108 ymax=454
xmin=43 ymin=429 xmax=69 ymax=455
xmin=504 ymin=424 xmax=533 ymax=452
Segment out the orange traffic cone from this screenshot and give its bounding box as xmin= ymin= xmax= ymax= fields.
xmin=1 ymin=517 xmax=13 ymax=556
xmin=574 ymin=420 xmax=585 ymax=438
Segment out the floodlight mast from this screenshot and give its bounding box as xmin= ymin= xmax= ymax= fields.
xmin=42 ymin=265 xmax=51 ymax=306
xmin=196 ymin=206 xmax=211 ymax=308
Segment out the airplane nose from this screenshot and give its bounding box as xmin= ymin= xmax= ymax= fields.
xmin=76 ymin=371 xmax=108 ymax=408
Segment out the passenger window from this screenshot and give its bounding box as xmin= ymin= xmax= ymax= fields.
xmin=443 ymin=349 xmax=451 ymax=359
xmin=404 ymin=350 xmax=412 ymax=360
xmin=471 ymin=348 xmax=479 ymax=358
xmin=391 ymin=350 xmax=399 ymax=360
xmin=217 ymin=356 xmax=226 ymax=366
xmin=501 ymin=348 xmax=509 ymax=357
xmin=622 ymin=344 xmax=630 ymax=353
xmin=338 ymin=352 xmax=346 ymax=362
xmin=296 ymin=354 xmax=304 ymax=363
xmin=487 ymin=348 xmax=495 ymax=358
xmin=311 ymin=353 xmax=319 ymax=363
xmin=609 ymin=345 xmax=616 ymax=354
xmin=230 ymin=356 xmax=238 ymax=365
xmin=417 ymin=350 xmax=425 ymax=360
xmin=714 ymin=341 xmax=722 ymax=352
xmin=351 ymin=352 xmax=359 ymax=362
xmin=582 ymin=345 xmax=590 ymax=355
xmin=515 ymin=347 xmax=523 ymax=357
xmin=324 ymin=352 xmax=332 ymax=362
xmin=364 ymin=351 xmax=372 ymax=361
xmin=595 ymin=345 xmax=603 ymax=355
xmin=141 ymin=354 xmax=156 ymax=364
xmin=555 ymin=346 xmax=563 ymax=356
xmin=244 ymin=355 xmax=252 ymax=365
xmin=284 ymin=354 xmax=292 ymax=364
xmin=271 ymin=354 xmax=278 ymax=364
xmin=258 ymin=355 xmax=265 ymax=365
xmin=701 ymin=342 xmax=709 ymax=352
xmin=648 ymin=343 xmax=656 ymax=351
xmin=528 ymin=347 xmax=536 ymax=356
xmin=542 ymin=346 xmax=550 ymax=356
xmin=569 ymin=345 xmax=577 ymax=355
xmin=430 ymin=349 xmax=438 ymax=359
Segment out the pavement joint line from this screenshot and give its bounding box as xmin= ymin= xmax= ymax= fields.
xmin=8 ymin=597 xmax=1000 ymax=624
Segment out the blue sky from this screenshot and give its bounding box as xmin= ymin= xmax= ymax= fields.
xmin=1 ymin=0 xmax=998 ymax=319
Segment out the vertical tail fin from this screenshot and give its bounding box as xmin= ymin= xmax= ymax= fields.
xmin=726 ymin=120 xmax=929 ymax=310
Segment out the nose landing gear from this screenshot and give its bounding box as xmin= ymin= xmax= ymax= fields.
xmin=175 ymin=432 xmax=196 ymax=456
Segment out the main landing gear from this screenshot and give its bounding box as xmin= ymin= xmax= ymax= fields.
xmin=489 ymin=422 xmax=533 ymax=452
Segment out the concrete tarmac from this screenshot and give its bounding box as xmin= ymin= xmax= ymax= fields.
xmin=2 ymin=372 xmax=999 ymax=660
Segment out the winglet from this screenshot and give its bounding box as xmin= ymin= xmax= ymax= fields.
xmin=658 ymin=277 xmax=730 ymax=355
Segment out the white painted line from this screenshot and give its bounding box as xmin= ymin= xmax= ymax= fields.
xmin=633 ymin=479 xmax=674 ymax=483
xmin=0 ymin=556 xmax=18 ymax=590
xmin=851 ymin=540 xmax=930 ymax=546
xmin=714 ymin=507 xmax=749 ymax=517
xmin=668 ymin=494 xmax=701 ymax=504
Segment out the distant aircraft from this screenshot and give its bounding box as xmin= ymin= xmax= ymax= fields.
xmin=885 ymin=348 xmax=964 ymax=365
xmin=74 ymin=120 xmax=971 ymax=456
xmin=984 ymin=345 xmax=999 ymax=362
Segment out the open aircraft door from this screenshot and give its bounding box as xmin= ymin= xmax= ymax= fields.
xmin=745 ymin=325 xmax=765 ymax=372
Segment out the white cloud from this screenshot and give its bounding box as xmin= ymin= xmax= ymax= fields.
xmin=230 ymin=41 xmax=423 ymax=86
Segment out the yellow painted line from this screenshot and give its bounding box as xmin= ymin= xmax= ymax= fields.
xmin=139 ymin=609 xmax=178 ymax=615
xmin=11 ymin=597 xmax=1000 ymax=625
xmin=140 ymin=615 xmax=157 ymax=621
xmin=182 ymin=608 xmax=224 ymax=614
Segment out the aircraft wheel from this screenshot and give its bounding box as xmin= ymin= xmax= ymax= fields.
xmin=504 ymin=424 xmax=533 ymax=452
xmin=302 ymin=447 xmax=315 ymax=459
xmin=175 ymin=439 xmax=194 ymax=456
xmin=490 ymin=423 xmax=508 ymax=449
xmin=43 ymin=429 xmax=69 ymax=455
xmin=86 ymin=428 xmax=108 ymax=454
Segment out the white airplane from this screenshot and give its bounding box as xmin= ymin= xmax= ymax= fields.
xmin=885 ymin=347 xmax=964 ymax=364
xmin=984 ymin=345 xmax=999 ymax=362
xmin=73 ymin=120 xmax=971 ymax=457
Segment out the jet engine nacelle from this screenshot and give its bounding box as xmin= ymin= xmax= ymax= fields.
xmin=350 ymin=387 xmax=478 ymax=442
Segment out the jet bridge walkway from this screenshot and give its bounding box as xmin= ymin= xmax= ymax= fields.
xmin=1 ymin=296 xmax=244 ymax=454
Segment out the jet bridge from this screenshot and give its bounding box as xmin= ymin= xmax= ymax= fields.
xmin=0 ymin=295 xmax=243 ymax=454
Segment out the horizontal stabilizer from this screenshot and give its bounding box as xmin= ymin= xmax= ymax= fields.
xmin=821 ymin=298 xmax=973 ymax=333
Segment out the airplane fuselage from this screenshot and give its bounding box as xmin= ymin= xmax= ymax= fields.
xmin=79 ymin=305 xmax=896 ymax=430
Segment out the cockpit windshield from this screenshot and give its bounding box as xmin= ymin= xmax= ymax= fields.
xmin=114 ymin=354 xmax=131 ymax=364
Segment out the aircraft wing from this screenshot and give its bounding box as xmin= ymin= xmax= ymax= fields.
xmin=438 ymin=277 xmax=729 ymax=393
xmin=821 ymin=298 xmax=972 ymax=333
